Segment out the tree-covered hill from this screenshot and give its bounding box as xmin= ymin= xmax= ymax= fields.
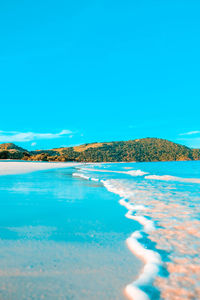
xmin=0 ymin=143 xmax=29 ymax=159
xmin=0 ymin=143 xmax=26 ymax=152
xmin=0 ymin=138 xmax=200 ymax=162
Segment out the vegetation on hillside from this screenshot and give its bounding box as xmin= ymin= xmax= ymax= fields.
xmin=0 ymin=143 xmax=30 ymax=160
xmin=0 ymin=138 xmax=199 ymax=162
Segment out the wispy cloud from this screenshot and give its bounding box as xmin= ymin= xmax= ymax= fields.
xmin=0 ymin=130 xmax=72 ymax=142
xmin=179 ymin=130 xmax=200 ymax=136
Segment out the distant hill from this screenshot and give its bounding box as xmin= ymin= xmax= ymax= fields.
xmin=0 ymin=143 xmax=29 ymax=159
xmin=0 ymin=138 xmax=200 ymax=162
xmin=0 ymin=143 xmax=26 ymax=152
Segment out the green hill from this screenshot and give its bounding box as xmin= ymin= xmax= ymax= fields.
xmin=0 ymin=138 xmax=200 ymax=162
xmin=53 ymin=138 xmax=200 ymax=162
xmin=0 ymin=143 xmax=30 ymax=159
xmin=0 ymin=143 xmax=26 ymax=151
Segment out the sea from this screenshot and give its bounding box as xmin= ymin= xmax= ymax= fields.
xmin=0 ymin=160 xmax=199 ymax=300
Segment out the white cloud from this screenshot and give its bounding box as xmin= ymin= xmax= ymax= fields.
xmin=0 ymin=130 xmax=72 ymax=142
xmin=31 ymin=142 xmax=37 ymax=147
xmin=179 ymin=131 xmax=200 ymax=136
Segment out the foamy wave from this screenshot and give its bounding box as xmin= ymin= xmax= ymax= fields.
xmin=91 ymin=177 xmax=99 ymax=182
xmin=75 ymin=163 xmax=200 ymax=299
xmin=101 ymin=180 xmax=134 ymax=199
xmin=119 ymin=199 xmax=145 ymax=211
xmin=72 ymin=173 xmax=90 ymax=180
xmin=73 ymin=174 xmax=162 ymax=299
xmin=77 ymin=167 xmax=148 ymax=177
xmin=125 ymin=231 xmax=162 ymax=300
xmin=102 ymin=179 xmax=162 ymax=300
xmin=126 ymin=212 xmax=155 ymax=232
xmin=72 ymin=172 xmax=100 ymax=182
xmin=145 ymin=174 xmax=200 ymax=184
xmin=125 ymin=284 xmax=149 ymax=300
xmin=126 ymin=170 xmax=148 ymax=176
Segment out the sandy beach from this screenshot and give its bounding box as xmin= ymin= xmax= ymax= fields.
xmin=0 ymin=161 xmax=81 ymax=175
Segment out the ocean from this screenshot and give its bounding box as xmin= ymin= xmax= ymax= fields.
xmin=0 ymin=161 xmax=199 ymax=299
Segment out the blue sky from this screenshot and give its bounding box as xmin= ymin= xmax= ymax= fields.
xmin=0 ymin=0 xmax=200 ymax=150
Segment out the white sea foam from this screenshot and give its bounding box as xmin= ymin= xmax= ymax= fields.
xmin=91 ymin=177 xmax=99 ymax=182
xmin=101 ymin=179 xmax=162 ymax=300
xmin=125 ymin=231 xmax=162 ymax=300
xmin=126 ymin=170 xmax=148 ymax=176
xmin=74 ymin=162 xmax=200 ymax=300
xmin=125 ymin=284 xmax=149 ymax=300
xmin=72 ymin=172 xmax=162 ymax=300
xmin=145 ymin=174 xmax=200 ymax=184
xmin=72 ymin=173 xmax=90 ymax=180
xmin=119 ymin=199 xmax=145 ymax=211
xmin=126 ymin=212 xmax=155 ymax=232
xmin=72 ymin=173 xmax=100 ymax=182
xmin=78 ymin=167 xmax=148 ymax=177
xmin=101 ymin=180 xmax=134 ymax=199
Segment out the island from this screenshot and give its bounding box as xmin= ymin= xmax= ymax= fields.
xmin=0 ymin=138 xmax=199 ymax=163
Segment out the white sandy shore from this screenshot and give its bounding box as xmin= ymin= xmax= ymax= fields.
xmin=0 ymin=161 xmax=81 ymax=176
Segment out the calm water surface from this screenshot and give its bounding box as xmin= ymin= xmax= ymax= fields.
xmin=0 ymin=161 xmax=200 ymax=300
xmin=0 ymin=166 xmax=141 ymax=300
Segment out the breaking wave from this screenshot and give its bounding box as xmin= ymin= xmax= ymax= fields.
xmin=72 ymin=161 xmax=200 ymax=300
xmin=101 ymin=180 xmax=162 ymax=300
xmin=77 ymin=167 xmax=148 ymax=177
xmin=73 ymin=169 xmax=162 ymax=300
xmin=145 ymin=174 xmax=200 ymax=184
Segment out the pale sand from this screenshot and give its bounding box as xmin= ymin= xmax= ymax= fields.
xmin=0 ymin=161 xmax=81 ymax=176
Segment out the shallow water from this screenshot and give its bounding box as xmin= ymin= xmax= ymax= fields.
xmin=74 ymin=161 xmax=200 ymax=300
xmin=0 ymin=167 xmax=141 ymax=300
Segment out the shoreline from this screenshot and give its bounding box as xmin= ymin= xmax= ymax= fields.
xmin=73 ymin=164 xmax=175 ymax=300
xmin=73 ymin=170 xmax=156 ymax=300
xmin=0 ymin=161 xmax=82 ymax=176
xmin=101 ymin=181 xmax=161 ymax=300
xmin=0 ymin=161 xmax=142 ymax=299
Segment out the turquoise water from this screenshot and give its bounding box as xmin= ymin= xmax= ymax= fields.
xmin=74 ymin=161 xmax=200 ymax=300
xmin=0 ymin=166 xmax=141 ymax=300
xmin=0 ymin=161 xmax=200 ymax=300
